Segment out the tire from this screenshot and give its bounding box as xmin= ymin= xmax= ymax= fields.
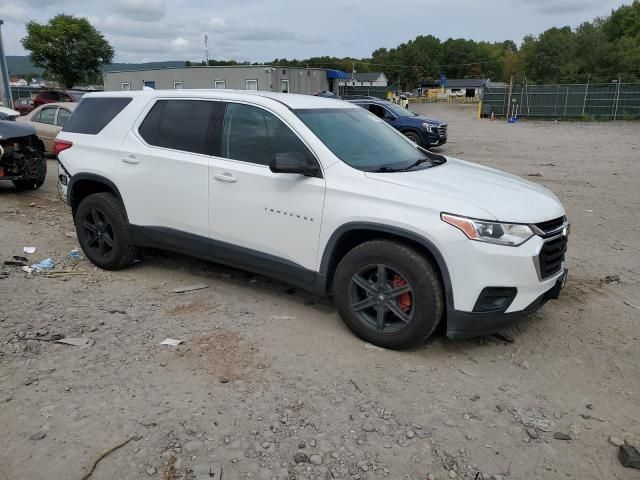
xmin=12 ymin=155 xmax=47 ymax=190
xmin=403 ymin=131 xmax=421 ymax=145
xmin=74 ymin=192 xmax=136 ymax=270
xmin=333 ymin=239 xmax=444 ymax=350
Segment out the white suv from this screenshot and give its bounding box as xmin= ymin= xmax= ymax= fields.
xmin=56 ymin=90 xmax=568 ymax=349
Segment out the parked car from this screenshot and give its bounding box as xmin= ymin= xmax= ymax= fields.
xmin=57 ymin=90 xmax=568 ymax=350
xmin=314 ymin=90 xmax=341 ymax=99
xmin=0 ymin=106 xmax=20 ymax=121
xmin=33 ymin=89 xmax=86 ymax=108
xmin=17 ymin=102 xmax=77 ymax=153
xmin=14 ymin=97 xmax=35 ymax=116
xmin=347 ymin=98 xmax=447 ymax=148
xmin=0 ymin=120 xmax=46 ymax=190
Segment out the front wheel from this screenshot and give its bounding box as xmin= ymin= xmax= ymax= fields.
xmin=75 ymin=192 xmax=136 ymax=270
xmin=333 ymin=240 xmax=444 ymax=350
xmin=403 ymin=131 xmax=421 ymax=145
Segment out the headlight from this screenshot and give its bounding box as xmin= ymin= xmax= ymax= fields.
xmin=441 ymin=213 xmax=534 ymax=246
xmin=422 ymin=123 xmax=436 ymax=132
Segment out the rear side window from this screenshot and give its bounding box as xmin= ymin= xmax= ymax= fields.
xmin=37 ymin=107 xmax=57 ymax=125
xmin=138 ymin=100 xmax=218 ymax=155
xmin=63 ymin=97 xmax=132 ymax=134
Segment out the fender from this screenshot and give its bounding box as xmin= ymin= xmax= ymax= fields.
xmin=319 ymin=222 xmax=454 ymax=308
xmin=66 ymin=173 xmax=126 ymax=215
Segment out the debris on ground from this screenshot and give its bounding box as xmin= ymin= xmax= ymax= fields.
xmin=31 ymin=257 xmax=55 ymax=271
xmin=21 ymin=266 xmax=33 ymax=275
xmin=619 ymin=444 xmax=640 ymax=469
xmin=29 ymin=431 xmax=46 ymax=440
xmin=4 ymin=256 xmax=29 ymax=266
xmin=172 ymin=283 xmax=208 ymax=293
xmin=56 ymin=337 xmax=93 ymax=347
xmin=623 ymin=300 xmax=640 ymax=310
xmin=80 ymin=435 xmax=136 ymax=480
xmin=67 ymin=249 xmax=81 ymax=260
xmin=608 ymin=435 xmax=624 ymax=447
xmin=160 ymin=338 xmax=183 ymax=347
xmin=527 ymin=172 xmax=544 ymax=177
xmin=553 ymin=432 xmax=571 ymax=440
xmin=23 ymin=246 xmax=36 ymax=254
xmin=618 ymin=443 xmax=640 ymax=470
xmin=602 ymin=275 xmax=620 ymax=285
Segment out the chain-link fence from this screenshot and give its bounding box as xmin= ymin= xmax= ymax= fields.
xmin=482 ymin=82 xmax=640 ymax=119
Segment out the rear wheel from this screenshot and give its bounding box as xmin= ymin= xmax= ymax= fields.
xmin=333 ymin=240 xmax=444 ymax=350
xmin=75 ymin=192 xmax=136 ymax=270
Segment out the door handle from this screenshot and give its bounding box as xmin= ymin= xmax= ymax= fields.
xmin=120 ymin=155 xmax=139 ymax=164
xmin=214 ymin=173 xmax=237 ymax=183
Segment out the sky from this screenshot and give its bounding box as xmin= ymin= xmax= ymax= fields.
xmin=0 ymin=0 xmax=632 ymax=64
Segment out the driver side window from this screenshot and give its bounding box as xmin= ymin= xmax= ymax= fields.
xmin=368 ymin=104 xmax=385 ymax=119
xmin=221 ymin=103 xmax=313 ymax=167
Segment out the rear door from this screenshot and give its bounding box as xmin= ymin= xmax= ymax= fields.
xmin=208 ymin=102 xmax=325 ymax=280
xmin=32 ymin=106 xmax=60 ymax=152
xmin=116 ymin=99 xmax=220 ymax=239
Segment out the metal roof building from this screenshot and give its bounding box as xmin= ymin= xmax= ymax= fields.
xmin=103 ymin=65 xmax=345 ymax=95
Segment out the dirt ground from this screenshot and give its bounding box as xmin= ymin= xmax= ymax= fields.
xmin=1 ymin=104 xmax=639 ymax=480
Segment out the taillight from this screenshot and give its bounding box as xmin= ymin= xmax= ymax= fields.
xmin=53 ymin=140 xmax=73 ymax=157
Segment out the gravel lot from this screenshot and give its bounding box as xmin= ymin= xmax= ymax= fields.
xmin=1 ymin=103 xmax=639 ymax=480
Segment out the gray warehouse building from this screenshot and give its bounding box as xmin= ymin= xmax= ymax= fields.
xmin=103 ymin=65 xmax=347 ymax=95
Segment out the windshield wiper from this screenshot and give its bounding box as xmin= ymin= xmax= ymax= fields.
xmin=398 ymin=158 xmax=432 ymax=171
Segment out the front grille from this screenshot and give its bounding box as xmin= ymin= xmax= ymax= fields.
xmin=534 ymin=216 xmax=566 ymax=237
xmin=538 ymin=234 xmax=567 ymax=279
xmin=437 ymin=124 xmax=447 ymax=137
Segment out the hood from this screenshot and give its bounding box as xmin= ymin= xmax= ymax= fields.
xmin=414 ymin=115 xmax=445 ymax=125
xmin=365 ymin=157 xmax=564 ymax=223
xmin=0 ymin=120 xmax=37 ymax=140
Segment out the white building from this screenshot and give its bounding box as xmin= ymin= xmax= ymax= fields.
xmin=339 ymin=72 xmax=388 ymax=87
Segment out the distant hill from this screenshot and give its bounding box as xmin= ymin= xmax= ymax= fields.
xmin=6 ymin=55 xmax=186 ymax=76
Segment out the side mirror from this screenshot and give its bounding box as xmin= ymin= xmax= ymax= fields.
xmin=269 ymin=152 xmax=319 ymax=177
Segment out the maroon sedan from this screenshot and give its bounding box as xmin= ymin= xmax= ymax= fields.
xmin=33 ymin=89 xmax=86 ymax=108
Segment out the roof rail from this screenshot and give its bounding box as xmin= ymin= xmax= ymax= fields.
xmin=341 ymin=95 xmax=380 ymax=100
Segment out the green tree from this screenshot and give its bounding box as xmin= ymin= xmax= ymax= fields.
xmin=521 ymin=27 xmax=579 ymax=83
xmin=21 ymin=14 xmax=114 ymax=88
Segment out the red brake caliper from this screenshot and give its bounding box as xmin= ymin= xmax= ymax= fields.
xmin=393 ymin=275 xmax=412 ymax=313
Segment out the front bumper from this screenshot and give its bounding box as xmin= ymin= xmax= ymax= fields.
xmin=446 ymin=269 xmax=567 ymax=339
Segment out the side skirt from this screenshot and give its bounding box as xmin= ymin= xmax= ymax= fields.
xmin=129 ymin=225 xmax=327 ymax=296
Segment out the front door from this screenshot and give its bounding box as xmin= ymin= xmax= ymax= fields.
xmin=32 ymin=105 xmax=59 ymax=152
xmin=209 ymin=102 xmax=325 ymax=281
xmin=116 ymin=99 xmax=219 ymax=239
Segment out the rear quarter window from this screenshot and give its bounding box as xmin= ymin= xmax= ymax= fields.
xmin=63 ymin=97 xmax=132 ymax=134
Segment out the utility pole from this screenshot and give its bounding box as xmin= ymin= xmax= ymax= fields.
xmin=0 ymin=19 xmax=14 ymax=109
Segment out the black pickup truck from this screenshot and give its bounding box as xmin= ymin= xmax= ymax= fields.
xmin=0 ymin=121 xmax=46 ymax=190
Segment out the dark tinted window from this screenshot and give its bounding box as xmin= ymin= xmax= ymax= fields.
xmin=138 ymin=101 xmax=164 ymax=145
xmin=63 ymin=97 xmax=132 ymax=134
xmin=222 ymin=103 xmax=311 ymax=166
xmin=139 ymin=100 xmax=217 ymax=154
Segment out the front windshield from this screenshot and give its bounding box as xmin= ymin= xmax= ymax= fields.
xmin=295 ymin=108 xmax=438 ymax=172
xmin=384 ymin=102 xmax=417 ymax=117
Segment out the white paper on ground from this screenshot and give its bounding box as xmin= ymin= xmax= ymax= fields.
xmin=160 ymin=338 xmax=183 ymax=346
xmin=23 ymin=247 xmax=36 ymax=254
